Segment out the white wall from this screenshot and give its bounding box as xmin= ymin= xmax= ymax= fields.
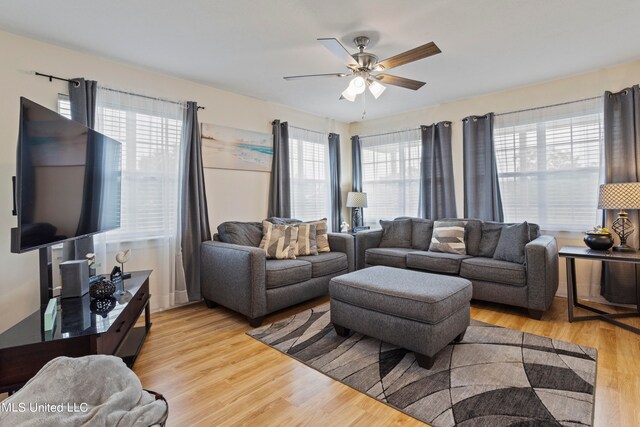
xmin=351 ymin=59 xmax=640 ymax=300
xmin=0 ymin=30 xmax=350 ymax=333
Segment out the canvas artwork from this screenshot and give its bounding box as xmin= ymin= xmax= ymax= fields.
xmin=201 ymin=123 xmax=273 ymax=172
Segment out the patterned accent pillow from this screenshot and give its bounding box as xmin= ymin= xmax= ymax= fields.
xmin=305 ymin=218 xmax=330 ymax=253
xmin=429 ymin=220 xmax=467 ymax=255
xmin=259 ymin=221 xmax=298 ymax=259
xmin=295 ymin=223 xmax=318 ymax=256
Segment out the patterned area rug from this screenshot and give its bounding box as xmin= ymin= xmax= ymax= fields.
xmin=247 ymin=303 xmax=597 ymax=427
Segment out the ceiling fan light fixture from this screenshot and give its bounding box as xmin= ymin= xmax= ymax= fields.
xmin=368 ymin=80 xmax=386 ymax=99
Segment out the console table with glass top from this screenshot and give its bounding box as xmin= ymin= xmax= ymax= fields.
xmin=0 ymin=270 xmax=152 ymax=393
xmin=559 ymin=246 xmax=640 ymax=335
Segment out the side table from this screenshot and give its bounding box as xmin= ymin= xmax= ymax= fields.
xmin=559 ymin=246 xmax=640 ymax=335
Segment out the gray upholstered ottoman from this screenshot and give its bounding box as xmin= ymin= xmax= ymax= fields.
xmin=329 ymin=265 xmax=472 ymax=369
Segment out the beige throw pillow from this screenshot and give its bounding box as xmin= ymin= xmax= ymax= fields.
xmin=259 ymin=221 xmax=298 ymax=259
xmin=305 ymin=219 xmax=330 ymax=253
xmin=429 ymin=220 xmax=467 ymax=255
xmin=295 ymin=223 xmax=318 ymax=256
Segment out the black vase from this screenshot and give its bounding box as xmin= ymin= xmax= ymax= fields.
xmin=584 ymin=233 xmax=614 ymax=251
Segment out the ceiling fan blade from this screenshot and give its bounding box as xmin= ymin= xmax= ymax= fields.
xmin=375 ymin=74 xmax=426 ymax=90
xmin=283 ymin=72 xmax=348 ymax=80
xmin=375 ymin=42 xmax=441 ymax=71
xmin=318 ymin=38 xmax=359 ymax=67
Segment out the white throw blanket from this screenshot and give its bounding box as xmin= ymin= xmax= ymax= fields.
xmin=0 ymin=355 xmax=167 ymax=426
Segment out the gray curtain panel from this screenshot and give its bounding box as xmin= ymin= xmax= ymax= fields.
xmin=328 ymin=133 xmax=342 ymax=232
xmin=268 ymin=120 xmax=291 ymax=218
xmin=351 ymin=135 xmax=362 ymax=192
xmin=601 ymin=85 xmax=640 ymax=304
xmin=419 ymin=122 xmax=457 ymax=219
xmin=180 ymin=102 xmax=212 ymax=301
xmin=69 ymin=78 xmax=97 ymax=128
xmin=67 ymin=78 xmax=98 ymax=258
xmin=463 ymin=113 xmax=504 ymax=221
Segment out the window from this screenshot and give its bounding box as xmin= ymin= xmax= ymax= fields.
xmin=494 ymin=97 xmax=603 ymax=231
xmin=57 ymin=94 xmax=71 ymax=119
xmin=95 ymin=89 xmax=183 ymax=240
xmin=360 ymin=129 xmax=422 ymax=228
xmin=289 ymin=126 xmax=331 ymax=226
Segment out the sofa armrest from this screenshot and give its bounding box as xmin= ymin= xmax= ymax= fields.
xmin=525 ymin=235 xmax=559 ymax=311
xmin=328 ymin=233 xmax=355 ymax=272
xmin=354 ymin=230 xmax=383 ymax=270
xmin=200 ymin=241 xmax=267 ymax=318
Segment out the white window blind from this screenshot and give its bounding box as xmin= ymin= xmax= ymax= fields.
xmin=494 ymin=97 xmax=603 ymax=231
xmin=360 ymin=129 xmax=422 ymax=228
xmin=289 ymin=126 xmax=331 ymax=226
xmin=95 ymin=89 xmax=183 ymax=240
xmin=57 ymin=94 xmax=71 ymax=119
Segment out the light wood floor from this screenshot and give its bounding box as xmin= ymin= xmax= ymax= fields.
xmin=133 ymin=297 xmax=640 ymax=427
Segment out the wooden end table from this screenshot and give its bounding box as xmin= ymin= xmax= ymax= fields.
xmin=559 ymin=246 xmax=640 ymax=335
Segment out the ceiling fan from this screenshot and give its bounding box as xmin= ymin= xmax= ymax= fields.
xmin=283 ymin=36 xmax=441 ymax=102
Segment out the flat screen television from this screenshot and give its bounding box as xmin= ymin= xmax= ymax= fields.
xmin=11 ymin=97 xmax=122 ymax=253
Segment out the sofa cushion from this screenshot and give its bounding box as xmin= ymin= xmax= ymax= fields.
xmin=406 ymin=251 xmax=472 ymax=274
xmin=396 ymin=217 xmax=434 ymax=250
xmin=265 ymin=259 xmax=312 ymax=289
xmin=294 ymin=223 xmax=318 ymax=256
xmin=493 ymin=221 xmax=530 ymax=264
xmin=478 ymin=222 xmax=505 ymax=258
xmin=305 ymin=218 xmax=330 ymax=253
xmin=379 ymin=219 xmax=412 ymax=248
xmin=429 ymin=220 xmax=467 ymax=254
xmin=217 ymin=221 xmax=263 ymax=247
xmin=464 ymin=219 xmax=483 ymax=256
xmin=365 ymin=248 xmax=414 ymax=269
xmin=298 ymin=252 xmax=348 ymax=277
xmin=460 ymin=257 xmax=527 ymax=286
xmin=267 ymin=217 xmax=302 ymax=225
xmin=259 ymin=221 xmax=298 ymax=260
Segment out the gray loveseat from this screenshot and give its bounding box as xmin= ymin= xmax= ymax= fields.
xmin=355 ymin=217 xmax=559 ymax=319
xmin=201 ymin=220 xmax=354 ymax=326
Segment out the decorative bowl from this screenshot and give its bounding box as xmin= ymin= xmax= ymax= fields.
xmin=584 ymin=232 xmax=614 ymax=251
xmin=89 ymin=279 xmax=116 ymax=299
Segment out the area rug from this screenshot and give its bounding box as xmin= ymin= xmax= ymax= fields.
xmin=247 ymin=303 xmax=597 ymax=427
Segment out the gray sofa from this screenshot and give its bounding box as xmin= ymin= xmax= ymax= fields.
xmin=201 ymin=220 xmax=354 ymax=326
xmin=355 ymin=217 xmax=559 ymax=319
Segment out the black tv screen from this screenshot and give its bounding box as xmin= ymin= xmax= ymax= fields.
xmin=12 ymin=97 xmax=122 ymax=253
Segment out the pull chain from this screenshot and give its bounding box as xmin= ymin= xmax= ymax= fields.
xmin=361 ymin=90 xmax=367 ymax=120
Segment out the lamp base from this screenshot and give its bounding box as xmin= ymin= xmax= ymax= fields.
xmin=613 ymin=244 xmax=636 ymax=252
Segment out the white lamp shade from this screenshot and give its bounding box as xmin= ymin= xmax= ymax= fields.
xmin=341 ymin=86 xmax=356 ymax=102
xmin=368 ymin=80 xmax=386 ymax=99
xmin=346 ymin=192 xmax=368 ymax=208
xmin=598 ymin=183 xmax=640 ymax=209
xmin=350 ymin=76 xmax=366 ymax=94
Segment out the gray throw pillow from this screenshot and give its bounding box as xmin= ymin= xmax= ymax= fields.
xmin=266 ymin=217 xmax=302 ymax=225
xmin=379 ymin=219 xmax=412 ymax=248
xmin=493 ymin=221 xmax=530 ymax=264
xmin=429 ymin=220 xmax=467 ymax=254
xmin=217 ymin=222 xmax=263 ymax=247
xmin=478 ymin=222 xmax=505 ymax=258
xmin=411 ymin=218 xmax=433 ymax=250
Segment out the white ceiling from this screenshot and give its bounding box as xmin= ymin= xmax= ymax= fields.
xmin=1 ymin=0 xmax=639 ymax=123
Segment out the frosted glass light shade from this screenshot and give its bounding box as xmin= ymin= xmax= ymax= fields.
xmin=350 ymin=76 xmax=366 ymax=94
xmin=341 ymin=86 xmax=356 ymax=102
xmin=368 ymin=80 xmax=386 ymax=99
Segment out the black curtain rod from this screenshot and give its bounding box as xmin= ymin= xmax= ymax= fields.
xmin=35 ymin=71 xmax=205 ymax=110
xmin=35 ymin=72 xmax=80 ymax=87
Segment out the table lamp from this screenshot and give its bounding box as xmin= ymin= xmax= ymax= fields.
xmin=598 ymin=182 xmax=640 ymax=252
xmin=346 ymin=192 xmax=368 ymax=228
